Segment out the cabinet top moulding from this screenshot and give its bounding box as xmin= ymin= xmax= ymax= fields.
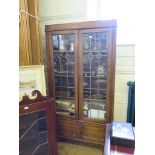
xmin=45 ymin=20 xmax=117 ymax=32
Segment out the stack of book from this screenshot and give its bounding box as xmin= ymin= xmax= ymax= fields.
xmin=110 ymin=121 xmax=135 ymax=148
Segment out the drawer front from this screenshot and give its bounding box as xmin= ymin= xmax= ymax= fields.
xmin=56 ymin=118 xmax=78 ymax=138
xmin=81 ymin=123 xmax=106 ymax=144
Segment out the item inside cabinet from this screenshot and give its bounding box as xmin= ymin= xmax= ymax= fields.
xmin=88 ymin=109 xmax=106 ymax=119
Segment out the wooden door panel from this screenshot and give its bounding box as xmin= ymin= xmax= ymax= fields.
xmin=56 ymin=118 xmax=78 ymax=138
xmin=82 ymin=123 xmax=106 ymax=144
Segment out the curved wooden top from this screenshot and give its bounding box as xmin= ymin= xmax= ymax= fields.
xmin=19 ymin=90 xmax=54 ymax=106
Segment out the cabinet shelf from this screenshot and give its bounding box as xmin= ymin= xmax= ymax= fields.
xmin=56 ymin=96 xmax=74 ymax=99
xmin=55 ymin=86 xmax=74 ymax=89
xmin=84 ymin=88 xmax=106 ymax=91
xmin=83 ymin=50 xmax=108 ymax=53
xmin=83 ymin=75 xmax=107 ymax=78
xmin=56 ymin=108 xmax=75 ymax=117
xmin=56 ymin=111 xmax=69 ymax=115
xmin=56 ymin=107 xmax=69 ymax=111
xmin=84 ymin=98 xmax=106 ymax=102
xmin=54 ymin=51 xmax=74 ymax=53
xmin=56 ymin=111 xmax=75 ymax=117
xmin=83 ymin=72 xmax=107 ymax=77
xmin=55 ymin=75 xmax=74 ymax=77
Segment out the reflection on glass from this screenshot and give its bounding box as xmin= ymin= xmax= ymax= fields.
xmin=91 ymin=39 xmax=99 ymax=51
xmin=82 ymin=32 xmax=108 ymax=52
xmin=82 ymin=31 xmax=108 ymax=120
xmin=52 ymin=34 xmax=75 ymax=116
xmin=52 ymin=34 xmax=74 ymax=52
xmin=19 ymin=110 xmax=49 ymax=155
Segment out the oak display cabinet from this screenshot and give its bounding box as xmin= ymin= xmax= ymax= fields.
xmin=45 ymin=20 xmax=117 ymax=146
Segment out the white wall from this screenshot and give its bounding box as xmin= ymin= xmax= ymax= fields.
xmin=114 ymin=45 xmax=135 ymax=121
xmin=39 ymin=0 xmax=87 ymax=50
xmin=39 ymin=0 xmax=135 ymax=122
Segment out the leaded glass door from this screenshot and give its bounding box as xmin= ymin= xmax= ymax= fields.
xmin=79 ymin=28 xmax=112 ymax=122
xmin=50 ymin=31 xmax=78 ymax=118
xmin=19 ymin=110 xmax=49 ymax=155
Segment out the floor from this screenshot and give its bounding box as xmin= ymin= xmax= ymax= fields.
xmin=57 ymin=142 xmax=103 ymax=155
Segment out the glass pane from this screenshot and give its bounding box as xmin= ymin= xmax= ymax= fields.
xmin=52 ymin=34 xmax=75 ymax=116
xmin=19 ymin=110 xmax=49 ymax=155
xmin=82 ymin=31 xmax=108 ymax=120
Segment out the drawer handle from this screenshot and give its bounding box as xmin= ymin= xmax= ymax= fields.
xmin=24 ymin=106 xmax=29 ymax=110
